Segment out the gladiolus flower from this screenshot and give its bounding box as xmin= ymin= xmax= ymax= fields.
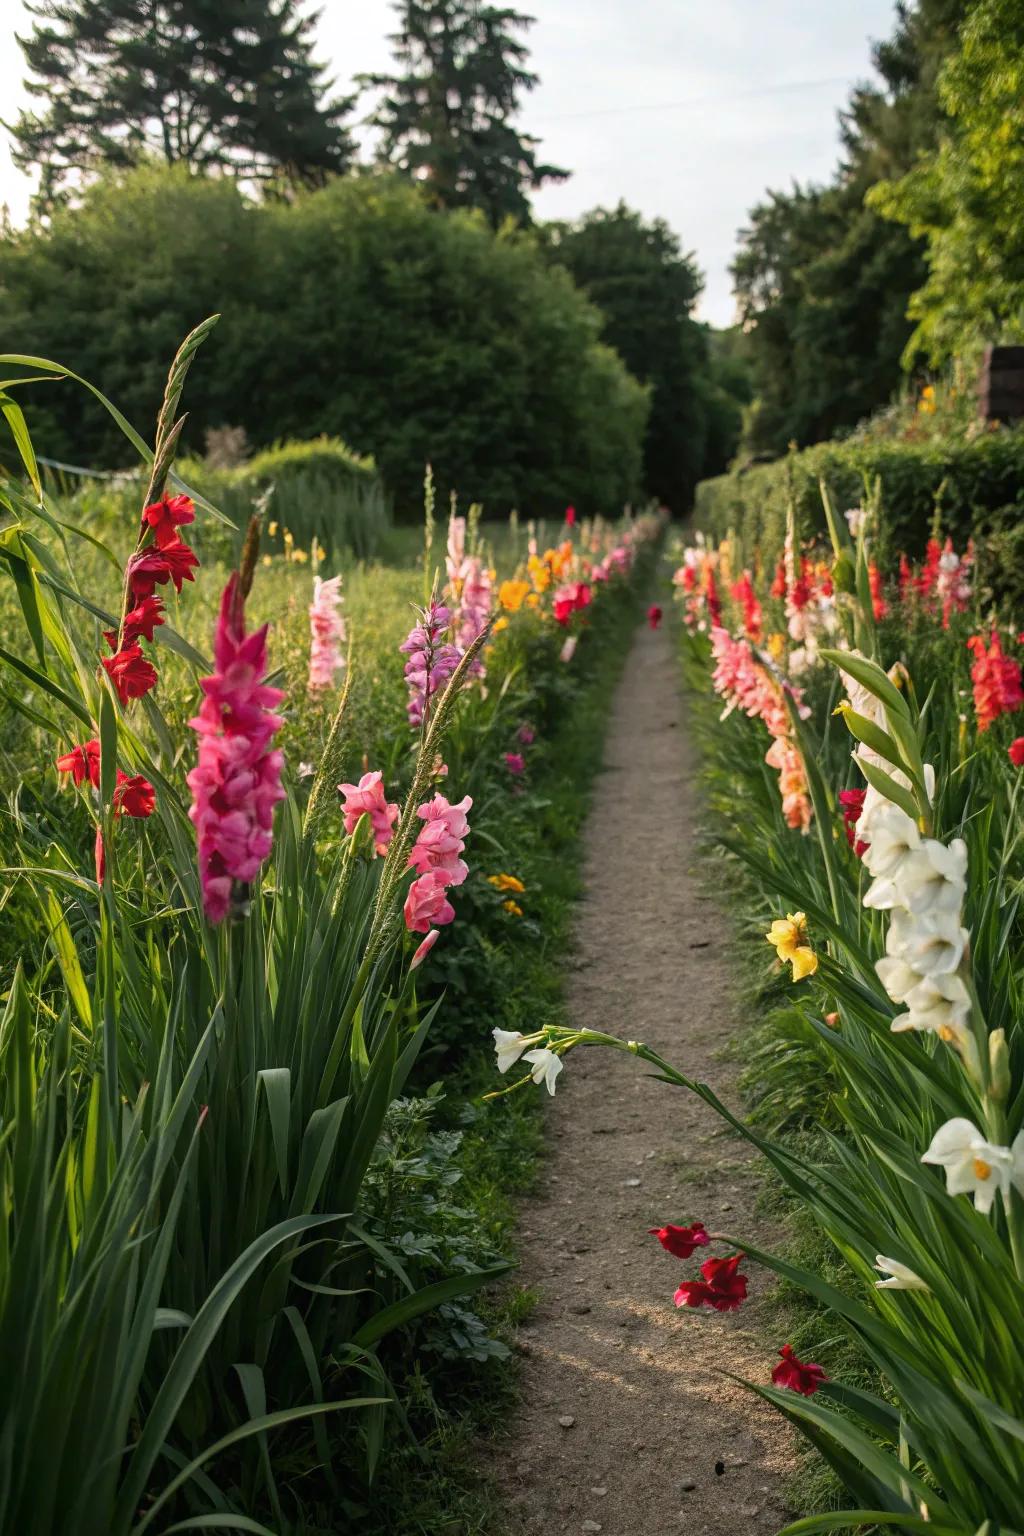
xmin=493 ymin=1027 xmax=531 ymax=1073
xmin=56 ymin=739 xmax=101 ymax=788
xmin=404 ymin=871 xmax=455 ymax=933
xmin=409 ymin=792 xmax=472 ymax=887
xmin=647 ymin=604 xmax=663 ymax=630
xmin=105 ymin=595 xmax=166 ymax=652
xmin=838 ymin=788 xmax=867 ymax=857
xmin=766 ymin=912 xmax=818 ymax=981
xmin=142 ymin=492 xmax=196 ymax=549
xmin=400 ymin=601 xmax=461 ymax=727
xmin=771 ymin=1344 xmax=827 ymax=1396
xmin=505 ymin=752 xmax=525 ymax=775
xmin=113 ymin=772 xmax=156 ymax=818
xmin=648 ymin=1222 xmax=709 ymax=1259
xmin=921 ymin=1117 xmax=1024 ymax=1214
xmin=518 ymin=723 xmax=536 ymax=746
xmin=674 ymin=1253 xmax=748 ymax=1311
xmin=410 ymin=928 xmax=440 ymax=969
xmin=128 ymin=540 xmax=199 ymax=599
xmin=874 ymin=1255 xmax=929 ymax=1292
xmin=102 ymin=643 xmax=158 ymax=704
xmin=187 ymin=574 xmax=285 ymax=923
xmin=560 ymin=635 xmax=577 ymax=663
xmin=338 ymin=770 xmax=399 ymax=856
xmin=308 ymin=574 xmax=346 ymax=690
xmin=523 ymin=1046 xmax=563 ymax=1095
xmin=967 ymin=632 xmax=1023 ymax=732
xmin=564 ymin=505 xmax=576 ymax=526
xmin=1009 ymin=738 xmax=1024 ymax=767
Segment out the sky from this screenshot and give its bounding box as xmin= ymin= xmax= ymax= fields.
xmin=0 ymin=0 xmax=899 ymax=327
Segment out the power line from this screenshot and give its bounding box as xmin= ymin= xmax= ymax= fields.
xmin=533 ymin=75 xmax=857 ymax=124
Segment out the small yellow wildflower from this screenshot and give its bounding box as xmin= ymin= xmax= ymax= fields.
xmin=488 ymin=873 xmax=526 ymax=893
xmin=268 ymin=521 xmax=279 ymax=537
xmin=499 ymin=578 xmax=531 ymax=612
xmin=502 ymin=899 xmax=524 ymax=917
xmin=291 ymin=548 xmax=309 ymax=563
xmin=525 ymin=591 xmax=541 ymax=609
xmin=766 ymin=911 xmax=818 ymax=982
xmin=492 ymin=615 xmax=510 ymax=634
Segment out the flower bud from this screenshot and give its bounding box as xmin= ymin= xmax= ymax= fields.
xmin=989 ymin=1028 xmax=1011 ymax=1103
xmin=831 ymin=551 xmax=856 ymax=594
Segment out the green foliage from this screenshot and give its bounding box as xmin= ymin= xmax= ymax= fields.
xmin=10 ymin=0 xmax=354 ymax=208
xmin=0 ymin=166 xmax=648 ymax=515
xmin=365 ymin=0 xmax=567 ymax=227
xmin=871 ymin=0 xmax=1024 ymax=365
xmin=732 ymin=0 xmax=968 ymax=458
xmin=694 ymin=427 xmax=1024 ymax=607
xmin=542 ymin=201 xmax=739 ymax=508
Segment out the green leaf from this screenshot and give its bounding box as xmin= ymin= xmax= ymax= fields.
xmin=353 ymin=1262 xmax=512 ymax=1348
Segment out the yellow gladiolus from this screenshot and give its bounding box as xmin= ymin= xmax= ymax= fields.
xmin=766 ymin=911 xmax=818 ymax=981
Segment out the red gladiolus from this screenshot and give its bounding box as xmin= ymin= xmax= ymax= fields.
xmin=102 ymin=643 xmax=158 ymax=704
xmin=838 ymin=787 xmax=867 ymax=857
xmin=673 ymin=1252 xmax=748 ymax=1312
xmin=564 ymin=505 xmax=576 ymax=526
xmin=648 ymin=1221 xmax=709 ymax=1259
xmin=916 ymin=538 xmax=941 ymax=596
xmin=56 ymin=739 xmax=101 ymax=788
xmin=143 ymin=492 xmax=196 ymax=549
xmin=121 ymin=595 xmax=166 ymax=645
xmin=647 ymin=604 xmax=663 ymax=630
xmin=113 ymin=772 xmax=156 ymax=819
xmin=553 ymin=581 xmax=592 ymax=626
xmin=94 ymin=826 xmax=106 ymax=886
xmin=771 ymin=1343 xmax=827 ymax=1397
xmin=770 ymin=558 xmax=787 ymax=600
xmin=967 ymin=632 xmax=1023 ymax=732
xmin=128 ymin=539 xmax=200 ymax=599
xmin=898 ymin=552 xmax=912 ymax=601
xmin=868 ymin=561 xmax=887 ymax=620
xmin=705 ymin=567 xmax=722 ymax=627
xmin=1009 ymin=738 xmax=1024 ymax=767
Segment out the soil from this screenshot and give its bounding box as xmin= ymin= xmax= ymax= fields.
xmin=489 ymin=619 xmax=797 ymax=1535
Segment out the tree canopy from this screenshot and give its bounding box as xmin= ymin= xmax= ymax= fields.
xmin=10 ymin=0 xmax=354 ymax=206
xmin=365 ymin=0 xmax=567 ymax=226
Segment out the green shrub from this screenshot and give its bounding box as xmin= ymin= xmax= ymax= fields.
xmin=695 ymin=427 xmax=1024 ymax=604
xmin=1 ymin=164 xmax=649 ymax=517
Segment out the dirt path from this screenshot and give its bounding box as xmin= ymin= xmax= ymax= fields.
xmin=492 ymin=620 xmax=796 ymax=1535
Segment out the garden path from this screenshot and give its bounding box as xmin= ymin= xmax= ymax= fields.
xmin=491 ymin=618 xmax=796 ymax=1535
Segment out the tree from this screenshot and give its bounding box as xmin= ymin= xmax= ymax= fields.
xmin=543 ymin=203 xmax=714 ymax=508
xmin=871 ymin=0 xmax=1024 ymax=365
xmin=732 ymin=0 xmax=968 ymax=458
xmin=9 ymin=0 xmax=354 ymax=206
xmin=366 ymin=0 xmax=567 ymax=227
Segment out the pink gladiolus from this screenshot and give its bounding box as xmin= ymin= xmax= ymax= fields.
xmin=404 ymin=872 xmax=455 ymax=933
xmin=517 ymin=723 xmax=536 ymax=746
xmin=505 ymin=752 xmax=525 ymax=775
xmin=410 ymin=928 xmax=440 ymax=968
xmin=454 ymin=557 xmax=493 ymax=677
xmin=446 ymin=514 xmax=469 ymax=588
xmin=409 ymin=792 xmax=473 ymax=888
xmin=400 ymin=601 xmax=462 ymax=728
xmin=711 ymin=626 xmax=812 ymax=831
xmin=338 ymin=770 xmax=399 ymax=856
xmin=308 ymin=574 xmax=346 ymax=690
xmin=187 ymin=574 xmax=286 ymax=923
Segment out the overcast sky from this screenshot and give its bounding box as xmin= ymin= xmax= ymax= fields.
xmin=0 ymin=0 xmax=898 ymax=326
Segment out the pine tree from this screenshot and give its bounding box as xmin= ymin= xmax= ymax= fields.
xmin=366 ymin=0 xmax=567 ymax=226
xmin=10 ymin=0 xmax=354 ymax=206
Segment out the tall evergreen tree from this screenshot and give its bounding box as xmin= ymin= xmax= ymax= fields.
xmin=10 ymin=0 xmax=354 ymax=206
xmin=366 ymin=0 xmax=567 ymax=226
xmin=732 ymin=0 xmax=967 ymax=458
xmin=543 ymin=203 xmax=718 ymax=509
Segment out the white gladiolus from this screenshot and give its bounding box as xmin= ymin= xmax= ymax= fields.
xmin=891 ymin=972 xmax=971 ymax=1041
xmin=875 ymin=954 xmax=921 ymax=1004
xmin=874 ymin=1255 xmax=929 ymax=1291
xmin=886 ymin=909 xmax=967 ymax=978
xmin=493 ymin=1028 xmax=530 ymax=1074
xmin=861 ymin=804 xmax=920 ymax=879
xmin=921 ymin=1118 xmax=1024 ymax=1215
xmin=893 ymin=839 xmax=968 ymax=916
xmin=523 ymin=1047 xmax=563 ymax=1095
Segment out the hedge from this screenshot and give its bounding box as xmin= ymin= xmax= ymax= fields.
xmin=694 ymin=429 xmax=1024 ymax=604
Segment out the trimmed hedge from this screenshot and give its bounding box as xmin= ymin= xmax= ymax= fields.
xmin=694 ymin=430 xmax=1024 ymax=605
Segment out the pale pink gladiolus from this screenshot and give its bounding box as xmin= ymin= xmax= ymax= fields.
xmin=454 ymin=556 xmax=492 ymax=678
xmin=188 ymin=574 xmax=286 ymax=923
xmin=410 ymin=928 xmax=440 ymax=968
xmin=408 ymin=792 xmax=473 ymax=887
xmin=446 ymin=514 xmax=469 ymax=588
xmin=338 ymin=769 xmax=400 ymax=856
xmin=710 ymin=626 xmax=812 ymax=832
xmin=308 ymin=574 xmax=346 ymax=690
xmin=559 ymin=635 xmax=578 ymax=663
xmin=404 ymin=873 xmax=455 ymax=933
